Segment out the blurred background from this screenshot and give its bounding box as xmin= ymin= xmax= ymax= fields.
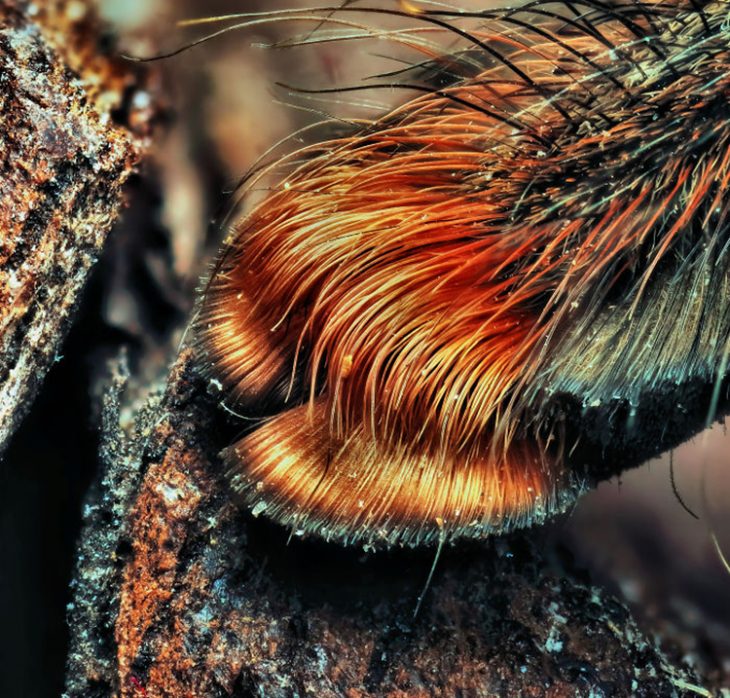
xmin=0 ymin=1 xmax=728 ymax=695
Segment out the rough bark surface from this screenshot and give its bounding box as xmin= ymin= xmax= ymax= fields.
xmin=64 ymin=349 xmax=716 ymax=698
xmin=0 ymin=0 xmax=147 ymax=456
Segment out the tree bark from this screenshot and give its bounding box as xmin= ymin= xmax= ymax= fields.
xmin=63 ymin=348 xmax=716 ymax=698
xmin=0 ymin=0 xmax=148 ymax=456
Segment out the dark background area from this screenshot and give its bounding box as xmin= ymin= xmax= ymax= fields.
xmin=0 ymin=275 xmax=106 ymax=697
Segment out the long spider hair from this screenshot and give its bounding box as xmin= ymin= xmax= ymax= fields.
xmin=194 ymin=0 xmax=730 ymax=547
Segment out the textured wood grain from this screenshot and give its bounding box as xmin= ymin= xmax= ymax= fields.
xmin=0 ymin=0 xmax=147 ymax=456
xmin=64 ymin=349 xmax=715 ymax=698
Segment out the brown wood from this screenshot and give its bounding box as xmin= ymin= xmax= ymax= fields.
xmin=64 ymin=349 xmax=714 ymax=697
xmin=0 ymin=0 xmax=146 ymax=456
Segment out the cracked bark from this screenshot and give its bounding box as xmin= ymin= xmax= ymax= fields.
xmin=63 ymin=349 xmax=719 ymax=697
xmin=0 ymin=0 xmax=148 ymax=456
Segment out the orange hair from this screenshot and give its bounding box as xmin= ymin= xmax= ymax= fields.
xmin=196 ymin=1 xmax=730 ymax=546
